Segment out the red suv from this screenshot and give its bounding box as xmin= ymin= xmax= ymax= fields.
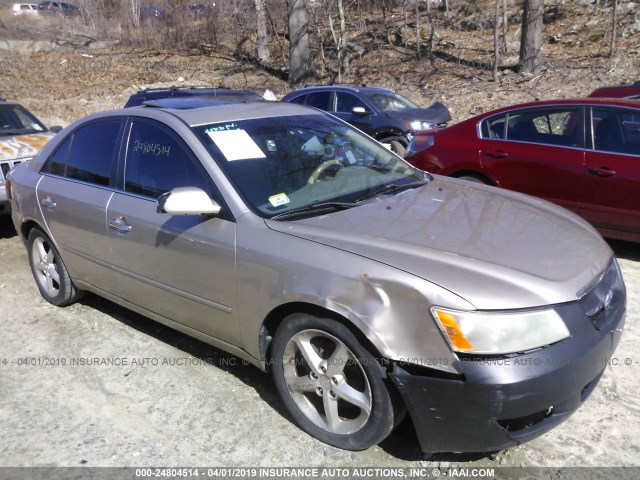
xmin=405 ymin=98 xmax=640 ymax=242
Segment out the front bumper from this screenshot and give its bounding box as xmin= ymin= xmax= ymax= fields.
xmin=391 ymin=263 xmax=626 ymax=453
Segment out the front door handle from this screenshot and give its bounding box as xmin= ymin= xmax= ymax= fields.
xmin=41 ymin=196 xmax=56 ymax=210
xmin=483 ymin=150 xmax=508 ymax=159
xmin=109 ymin=217 xmax=132 ymax=233
xmin=588 ymin=166 xmax=616 ymax=177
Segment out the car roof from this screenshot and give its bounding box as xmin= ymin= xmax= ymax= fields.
xmin=109 ymin=101 xmax=324 ymax=127
xmin=124 ymin=86 xmax=262 ymax=108
xmin=589 ymin=82 xmax=640 ymax=98
xmin=288 ymin=84 xmax=395 ymax=94
xmin=142 ymin=97 xmax=266 ymax=110
xmin=471 ymin=97 xmax=640 ymax=119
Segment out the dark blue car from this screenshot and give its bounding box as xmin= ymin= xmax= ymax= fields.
xmin=282 ymin=84 xmax=450 ymax=156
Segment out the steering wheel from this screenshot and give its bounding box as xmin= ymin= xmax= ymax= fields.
xmin=308 ymin=159 xmax=344 ymax=184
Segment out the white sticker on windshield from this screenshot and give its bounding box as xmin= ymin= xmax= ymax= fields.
xmin=207 ymin=129 xmax=266 ymax=161
xmin=269 ymin=193 xmax=290 ymax=207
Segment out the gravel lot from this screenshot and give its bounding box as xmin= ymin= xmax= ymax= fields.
xmin=1 ymin=213 xmax=639 ymax=473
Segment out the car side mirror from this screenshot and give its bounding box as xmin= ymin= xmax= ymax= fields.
xmin=352 ymin=107 xmax=369 ymax=116
xmin=157 ymin=187 xmax=221 ymax=216
xmin=49 ymin=126 xmax=63 ymax=133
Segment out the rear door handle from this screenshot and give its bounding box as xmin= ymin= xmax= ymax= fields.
xmin=41 ymin=196 xmax=56 ymax=210
xmin=483 ymin=150 xmax=508 ymax=159
xmin=588 ymin=166 xmax=616 ymax=177
xmin=109 ymin=217 xmax=132 ymax=233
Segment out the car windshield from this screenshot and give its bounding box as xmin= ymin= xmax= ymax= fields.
xmin=193 ymin=114 xmax=428 ymax=219
xmin=363 ymin=92 xmax=419 ymax=112
xmin=0 ymin=104 xmax=47 ymax=136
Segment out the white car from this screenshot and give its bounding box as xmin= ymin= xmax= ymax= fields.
xmin=12 ymin=3 xmax=39 ymax=15
xmin=0 ymin=100 xmax=58 ymax=214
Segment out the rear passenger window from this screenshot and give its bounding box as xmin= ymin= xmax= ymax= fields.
xmin=481 ymin=115 xmax=506 ymax=139
xmin=124 ymin=120 xmax=213 ymax=198
xmin=287 ymin=94 xmax=307 ymax=106
xmin=506 ymin=108 xmax=581 ymax=147
xmin=46 ymin=136 xmax=72 ymax=176
xmin=42 ymin=120 xmax=121 ymax=185
xmin=305 ymin=92 xmax=331 ymax=110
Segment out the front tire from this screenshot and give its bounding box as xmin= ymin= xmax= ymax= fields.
xmin=272 ymin=313 xmax=398 ymax=450
xmin=389 ymin=140 xmax=406 ymax=158
xmin=27 ymin=228 xmax=82 ymax=306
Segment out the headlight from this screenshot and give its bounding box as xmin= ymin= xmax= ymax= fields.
xmin=410 ymin=121 xmax=436 ymax=131
xmin=431 ymin=307 xmax=570 ymax=355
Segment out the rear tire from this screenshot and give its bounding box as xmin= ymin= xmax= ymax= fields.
xmin=27 ymin=228 xmax=83 ymax=306
xmin=272 ymin=313 xmax=400 ymax=450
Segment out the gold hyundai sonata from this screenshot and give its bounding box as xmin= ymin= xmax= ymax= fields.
xmin=8 ymin=99 xmax=625 ymax=453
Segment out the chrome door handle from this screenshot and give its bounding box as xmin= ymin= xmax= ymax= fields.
xmin=108 ymin=217 xmax=132 ymax=233
xmin=41 ymin=196 xmax=57 ymax=210
xmin=588 ymin=166 xmax=616 ymax=177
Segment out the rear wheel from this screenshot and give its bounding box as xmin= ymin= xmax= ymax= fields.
xmin=27 ymin=228 xmax=82 ymax=306
xmin=272 ymin=313 xmax=400 ymax=450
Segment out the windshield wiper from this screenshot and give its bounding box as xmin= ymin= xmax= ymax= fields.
xmin=356 ymin=177 xmax=430 ymax=203
xmin=270 ymin=201 xmax=358 ymax=221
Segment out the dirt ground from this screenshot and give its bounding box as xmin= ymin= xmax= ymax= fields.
xmin=1 ymin=213 xmax=640 ymax=472
xmin=2 ymin=1 xmax=640 ymax=473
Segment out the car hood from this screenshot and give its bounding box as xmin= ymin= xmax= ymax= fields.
xmin=266 ymin=177 xmax=611 ymax=310
xmin=386 ymin=102 xmax=451 ymax=124
xmin=0 ymin=132 xmax=55 ymax=161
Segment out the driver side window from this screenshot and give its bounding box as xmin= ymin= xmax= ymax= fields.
xmin=124 ymin=120 xmax=213 ymax=198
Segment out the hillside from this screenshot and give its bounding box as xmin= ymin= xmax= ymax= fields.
xmin=0 ymin=0 xmax=638 ymax=127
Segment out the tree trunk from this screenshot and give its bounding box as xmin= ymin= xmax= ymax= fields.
xmin=338 ymin=0 xmax=349 ymax=75
xmin=255 ymin=0 xmax=270 ymax=61
xmin=519 ymin=0 xmax=544 ymax=73
xmin=501 ymin=0 xmax=508 ymax=53
xmin=287 ymin=0 xmax=313 ymax=85
xmin=415 ymin=0 xmax=420 ymax=60
xmin=123 ymin=0 xmax=140 ymax=28
xmin=609 ymin=0 xmax=618 ymax=58
xmin=494 ymin=0 xmax=500 ymax=81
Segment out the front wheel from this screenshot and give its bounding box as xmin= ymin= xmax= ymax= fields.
xmin=27 ymin=228 xmax=82 ymax=306
xmin=389 ymin=140 xmax=406 ymax=158
xmin=271 ymin=314 xmax=399 ymax=450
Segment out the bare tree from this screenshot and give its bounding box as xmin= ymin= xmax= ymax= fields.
xmin=328 ymin=0 xmax=349 ymax=80
xmin=122 ymin=0 xmax=141 ymax=28
xmin=494 ymin=0 xmax=500 ymax=81
xmin=609 ymin=0 xmax=618 ymax=57
xmin=288 ymin=0 xmax=313 ymax=84
xmin=255 ymin=0 xmax=270 ymax=61
xmin=519 ymin=0 xmax=544 ymax=73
